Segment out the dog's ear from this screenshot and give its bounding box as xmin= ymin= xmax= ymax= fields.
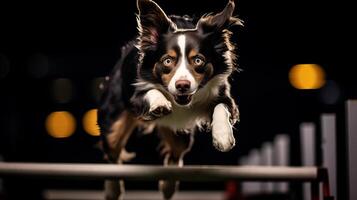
xmin=137 ymin=0 xmax=176 ymax=50
xmin=197 ymin=0 xmax=243 ymax=33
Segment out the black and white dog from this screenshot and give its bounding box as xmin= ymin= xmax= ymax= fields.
xmin=98 ymin=0 xmax=242 ymax=199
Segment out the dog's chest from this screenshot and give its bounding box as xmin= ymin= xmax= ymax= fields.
xmin=155 ymin=103 xmax=212 ymax=131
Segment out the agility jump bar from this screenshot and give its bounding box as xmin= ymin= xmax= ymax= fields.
xmin=0 ymin=163 xmax=322 ymax=181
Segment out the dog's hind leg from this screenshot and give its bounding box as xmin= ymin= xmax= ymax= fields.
xmin=157 ymin=127 xmax=194 ymax=200
xmin=104 ymin=111 xmax=138 ymax=200
xmin=104 ymin=179 xmax=125 ymax=200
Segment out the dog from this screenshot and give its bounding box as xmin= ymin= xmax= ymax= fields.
xmin=97 ymin=0 xmax=242 ymax=199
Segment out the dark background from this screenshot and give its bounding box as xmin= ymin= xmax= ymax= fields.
xmin=0 ymin=0 xmax=354 ymax=194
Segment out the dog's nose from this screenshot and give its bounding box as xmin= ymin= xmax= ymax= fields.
xmin=175 ymin=80 xmax=191 ymax=93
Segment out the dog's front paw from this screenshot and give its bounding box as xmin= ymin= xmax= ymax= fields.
xmin=148 ymin=99 xmax=172 ymax=118
xmin=198 ymin=120 xmax=212 ymax=132
xmin=142 ymin=99 xmax=172 ymax=121
xmin=212 ymin=120 xmax=235 ymax=152
xmin=141 ymin=89 xmax=172 ymax=121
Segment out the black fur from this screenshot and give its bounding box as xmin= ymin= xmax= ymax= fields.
xmin=97 ymin=16 xmax=197 ymax=157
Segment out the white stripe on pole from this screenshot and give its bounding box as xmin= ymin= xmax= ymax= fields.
xmin=347 ymin=100 xmax=357 ymax=200
xmin=274 ymin=134 xmax=290 ymax=193
xmin=321 ymin=114 xmax=337 ymax=198
xmin=261 ymin=142 xmax=274 ymax=193
xmin=300 ymin=123 xmax=316 ymax=200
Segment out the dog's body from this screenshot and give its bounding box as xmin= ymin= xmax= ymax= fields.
xmin=98 ymin=0 xmax=242 ymax=199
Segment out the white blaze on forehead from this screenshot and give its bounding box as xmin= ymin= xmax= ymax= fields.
xmin=168 ymin=34 xmax=198 ymax=94
xmin=177 ymin=34 xmax=186 ymax=57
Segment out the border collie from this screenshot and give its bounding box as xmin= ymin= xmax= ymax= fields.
xmin=98 ymin=0 xmax=242 ymax=199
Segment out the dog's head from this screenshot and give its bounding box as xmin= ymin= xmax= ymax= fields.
xmin=136 ymin=0 xmax=243 ymax=106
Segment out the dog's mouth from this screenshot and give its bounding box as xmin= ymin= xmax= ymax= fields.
xmin=174 ymin=94 xmax=192 ymax=105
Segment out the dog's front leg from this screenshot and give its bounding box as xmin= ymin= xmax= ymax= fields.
xmin=211 ymin=103 xmax=236 ymax=152
xmin=133 ymin=89 xmax=172 ymax=121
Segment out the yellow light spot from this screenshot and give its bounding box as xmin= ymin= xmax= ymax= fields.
xmin=46 ymin=111 xmax=76 ymax=138
xmin=83 ymin=109 xmax=100 ymax=136
xmin=289 ymin=64 xmax=326 ymax=89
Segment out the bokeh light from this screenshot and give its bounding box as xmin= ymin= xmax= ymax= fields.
xmin=45 ymin=111 xmax=76 ymax=138
xmin=51 ymin=78 xmax=74 ymax=104
xmin=82 ymin=109 xmax=100 ymax=136
xmin=289 ymin=64 xmax=326 ymax=89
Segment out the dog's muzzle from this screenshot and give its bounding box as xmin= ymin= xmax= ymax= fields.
xmin=174 ymin=80 xmax=193 ymax=105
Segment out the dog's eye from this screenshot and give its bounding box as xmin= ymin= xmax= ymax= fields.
xmin=193 ymin=57 xmax=204 ymax=66
xmin=163 ymin=58 xmax=173 ymax=66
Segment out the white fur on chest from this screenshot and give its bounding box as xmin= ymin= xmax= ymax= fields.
xmin=155 ymin=103 xmax=210 ymax=131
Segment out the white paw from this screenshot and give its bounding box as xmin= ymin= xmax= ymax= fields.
xmin=212 ymin=120 xmax=235 ymax=152
xmin=143 ymin=89 xmax=172 ymax=120
xmin=149 ymin=97 xmax=172 ymax=116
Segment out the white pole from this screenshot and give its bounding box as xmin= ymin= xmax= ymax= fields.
xmin=242 ymin=149 xmax=262 ymax=194
xmin=261 ymin=142 xmax=274 ymax=193
xmin=321 ymin=114 xmax=337 ymax=198
xmin=347 ymin=100 xmax=357 ymax=200
xmin=274 ymin=134 xmax=290 ymax=193
xmin=300 ymin=122 xmax=316 ymax=200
